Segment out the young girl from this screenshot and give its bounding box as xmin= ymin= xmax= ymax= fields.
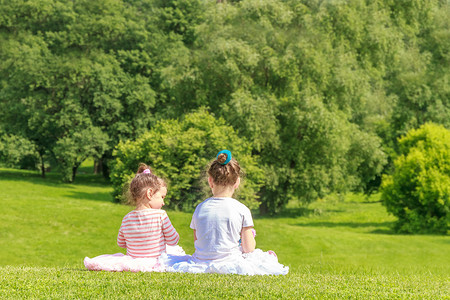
xmin=84 ymin=163 xmax=185 ymax=272
xmin=170 ymin=150 xmax=289 ymax=275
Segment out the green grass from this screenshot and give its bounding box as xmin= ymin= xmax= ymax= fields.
xmin=0 ymin=167 xmax=449 ymax=299
xmin=1 ymin=266 xmax=448 ymax=299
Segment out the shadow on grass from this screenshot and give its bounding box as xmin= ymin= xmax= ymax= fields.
xmin=370 ymin=228 xmax=397 ymax=235
xmin=253 ymin=207 xmax=312 ymax=219
xmin=0 ymin=169 xmax=47 ymax=180
xmin=0 ymin=169 xmax=109 ymax=187
xmin=294 ymin=221 xmax=396 ymax=233
xmin=254 ymin=207 xmax=344 ymax=219
xmin=0 ymin=168 xmax=113 ymax=202
xmin=64 ymin=191 xmax=114 ymax=202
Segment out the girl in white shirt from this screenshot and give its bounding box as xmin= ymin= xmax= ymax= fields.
xmin=171 ymin=150 xmax=288 ymax=275
xmin=191 ymin=149 xmax=256 ymax=260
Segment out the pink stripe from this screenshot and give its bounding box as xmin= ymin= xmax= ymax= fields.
xmin=121 ymin=224 xmax=161 ymax=229
xmin=122 ymin=232 xmax=164 ymax=239
xmin=166 ymin=233 xmax=179 ymax=240
xmin=127 ymin=240 xmax=165 ymax=248
xmin=127 ymin=244 xmax=164 ymax=252
xmin=127 ymin=248 xmax=164 ymax=255
xmin=166 ymin=232 xmax=179 ymax=240
xmin=166 ymin=239 xmax=179 ymax=246
xmin=126 ymin=237 xmax=163 ymax=245
xmin=122 ymin=218 xmax=161 ymax=224
xmin=122 ymin=216 xmax=161 ymax=224
xmin=123 ymin=211 xmax=163 ymax=219
xmin=127 ymin=252 xmax=161 ymax=258
xmin=127 ymin=245 xmax=164 ymax=252
xmin=128 ymin=248 xmax=164 ymax=254
xmin=128 ymin=240 xmax=165 ymax=249
xmin=164 ymin=228 xmax=177 ymax=236
xmin=122 ymin=219 xmax=162 ymax=226
xmin=165 ymin=231 xmax=177 ymax=239
xmin=122 ymin=229 xmax=163 ymax=234
xmin=118 ymin=210 xmax=178 ymax=258
xmin=123 ymin=214 xmax=161 ymax=221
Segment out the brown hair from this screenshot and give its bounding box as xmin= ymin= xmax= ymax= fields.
xmin=128 ymin=163 xmax=166 ymax=206
xmin=207 ymin=152 xmax=241 ymax=186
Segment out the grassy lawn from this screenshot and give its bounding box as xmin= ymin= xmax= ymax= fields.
xmin=1 ymin=265 xmax=447 ymax=299
xmin=0 ymin=167 xmax=449 ymax=299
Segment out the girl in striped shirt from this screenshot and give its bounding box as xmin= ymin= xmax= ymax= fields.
xmin=84 ymin=163 xmax=183 ymax=272
xmin=117 ymin=163 xmax=180 ymax=258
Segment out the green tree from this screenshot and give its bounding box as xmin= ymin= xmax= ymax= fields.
xmin=381 ymin=123 xmax=450 ymax=234
xmin=383 ymin=0 xmax=450 ymax=139
xmin=1 ymin=0 xmax=447 ymax=214
xmin=159 ymin=0 xmax=389 ymax=212
xmin=0 ymin=0 xmax=166 ymax=181
xmin=0 ymin=34 xmax=116 ymax=181
xmin=153 ymin=0 xmax=206 ymax=45
xmin=111 ymin=109 xmax=264 ymax=211
xmin=0 ymin=131 xmax=39 ymax=170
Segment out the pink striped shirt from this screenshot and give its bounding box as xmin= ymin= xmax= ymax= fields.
xmin=117 ymin=209 xmax=180 ymax=258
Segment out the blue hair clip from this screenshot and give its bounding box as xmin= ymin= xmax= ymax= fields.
xmin=216 ymin=150 xmax=232 ymax=165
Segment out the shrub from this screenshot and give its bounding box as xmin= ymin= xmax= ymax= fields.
xmin=0 ymin=133 xmax=39 ymax=170
xmin=111 ymin=109 xmax=264 ymax=211
xmin=381 ymin=123 xmax=450 ymax=234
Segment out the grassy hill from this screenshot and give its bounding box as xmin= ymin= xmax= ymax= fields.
xmin=0 ymin=167 xmax=448 ymax=299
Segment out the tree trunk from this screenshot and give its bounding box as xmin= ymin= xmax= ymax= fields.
xmin=101 ymin=155 xmax=110 ymax=180
xmin=259 ymin=201 xmax=268 ymax=215
xmin=39 ymin=152 xmax=46 ymax=178
xmin=94 ymin=159 xmax=103 ymax=174
xmin=71 ymin=166 xmax=78 ymax=183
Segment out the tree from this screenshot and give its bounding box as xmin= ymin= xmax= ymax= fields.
xmin=0 ymin=0 xmax=447 ymax=214
xmin=0 ymin=34 xmax=118 ymax=181
xmin=381 ymin=123 xmax=450 ymax=234
xmin=158 ymin=0 xmax=389 ymax=212
xmin=111 ymin=108 xmax=264 ymax=211
xmin=0 ymin=0 xmax=166 ymax=181
xmin=0 ymin=131 xmax=39 ymax=170
xmin=383 ymin=0 xmax=450 ymax=140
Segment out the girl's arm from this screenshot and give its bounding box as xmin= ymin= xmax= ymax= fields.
xmin=117 ymin=228 xmax=126 ymax=248
xmin=193 ymin=229 xmax=197 ymax=241
xmin=161 ymin=213 xmax=180 ymax=246
xmin=241 ymin=226 xmax=256 ymax=253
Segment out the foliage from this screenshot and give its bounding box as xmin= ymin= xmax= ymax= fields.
xmin=111 ymin=109 xmax=264 ymax=210
xmin=160 ymin=0 xmax=392 ymax=212
xmin=0 ymin=0 xmax=448 ymax=213
xmin=153 ymin=0 xmax=206 ymax=45
xmin=0 ymin=0 xmax=177 ymax=181
xmin=52 ymin=127 xmax=109 ymax=182
xmin=384 ymin=0 xmax=450 ymax=139
xmin=0 ymin=132 xmax=39 ymax=169
xmin=381 ymin=123 xmax=450 ymax=234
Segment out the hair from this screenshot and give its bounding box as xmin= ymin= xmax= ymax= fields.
xmin=207 ymin=152 xmax=241 ymax=186
xmin=127 ymin=163 xmax=167 ymax=206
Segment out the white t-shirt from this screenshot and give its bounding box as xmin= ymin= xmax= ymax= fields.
xmin=190 ymin=197 xmax=254 ymax=261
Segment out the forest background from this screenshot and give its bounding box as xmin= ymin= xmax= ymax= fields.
xmin=0 ymin=0 xmax=449 ymax=216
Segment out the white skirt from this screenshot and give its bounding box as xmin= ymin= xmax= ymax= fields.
xmin=83 ymin=245 xmax=186 ymax=273
xmin=166 ymin=249 xmax=289 ymax=276
xmin=84 ymin=246 xmax=289 ymax=275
